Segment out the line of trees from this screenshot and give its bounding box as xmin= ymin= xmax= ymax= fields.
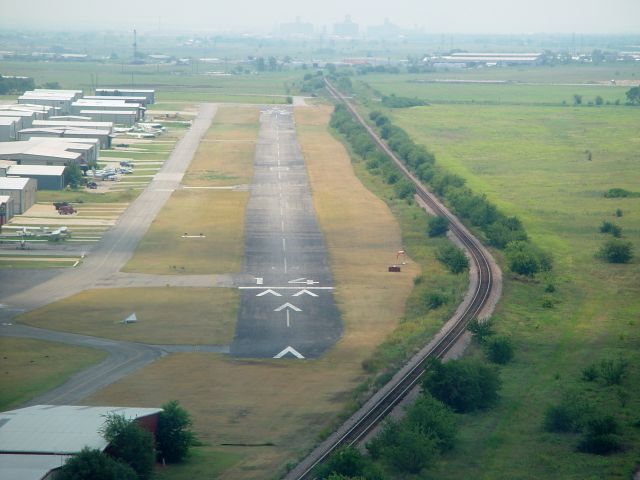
xmin=0 ymin=75 xmax=35 ymax=94
xmin=367 ymin=110 xmax=554 ymax=277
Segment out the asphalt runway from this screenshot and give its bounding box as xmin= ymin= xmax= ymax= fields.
xmin=230 ymin=106 xmax=343 ymax=359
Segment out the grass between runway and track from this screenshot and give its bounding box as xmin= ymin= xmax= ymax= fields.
xmin=0 ymin=337 xmax=107 ymax=410
xmin=17 ymin=288 xmax=238 ymax=345
xmin=85 ymin=103 xmax=420 ymax=479
xmin=122 ymin=189 xmax=248 ymax=274
xmin=183 ymin=106 xmax=260 ymax=187
xmin=378 ymin=97 xmax=640 ymax=478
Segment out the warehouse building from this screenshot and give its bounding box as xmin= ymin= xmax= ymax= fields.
xmin=84 ymin=94 xmax=149 ymax=106
xmin=0 ymin=177 xmax=36 ymax=213
xmin=95 ymin=88 xmax=155 ymax=104
xmin=0 ymin=142 xmax=82 ymax=167
xmin=32 ymin=119 xmax=113 ymax=135
xmin=7 ymin=164 xmax=66 ymax=190
xmin=18 ymin=127 xmax=111 ymax=149
xmin=49 ymin=115 xmax=92 ymax=121
xmin=18 ymin=95 xmax=72 ymax=115
xmin=0 ymin=195 xmax=14 ymax=226
xmin=25 ymin=137 xmax=100 ymax=163
xmin=0 ymin=405 xmax=162 ymax=480
xmin=1 ymin=104 xmax=54 ymax=120
xmin=72 ymin=100 xmax=144 ymax=120
xmin=0 ymin=117 xmax=19 ymax=142
xmin=0 ymin=110 xmax=37 ymax=129
xmin=79 ymin=109 xmax=137 ymax=126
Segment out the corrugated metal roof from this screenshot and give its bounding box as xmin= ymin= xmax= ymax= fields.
xmin=0 ymin=195 xmax=12 ymax=203
xmin=8 ymin=165 xmax=66 ymax=176
xmin=0 ymin=453 xmax=71 ymax=480
xmin=0 ymin=405 xmax=161 ymax=455
xmin=0 ymin=117 xmax=19 ymax=125
xmin=0 ymin=177 xmax=32 ymax=189
xmin=0 ymin=111 xmax=35 ymax=118
xmin=79 ymin=110 xmax=137 ymax=115
xmin=33 ymin=120 xmax=113 ymax=129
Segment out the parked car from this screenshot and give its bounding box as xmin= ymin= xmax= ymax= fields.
xmin=119 ymin=161 xmax=133 ymax=167
xmin=87 ymin=182 xmax=98 ymax=189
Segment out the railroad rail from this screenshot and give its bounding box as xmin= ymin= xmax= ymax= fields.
xmin=284 ymin=80 xmax=498 ymax=480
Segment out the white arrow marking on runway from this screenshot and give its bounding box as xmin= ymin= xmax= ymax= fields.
xmin=256 ymin=289 xmax=281 ymax=297
xmin=288 ymin=277 xmax=307 ymax=284
xmin=293 ymin=289 xmax=318 ymax=297
xmin=274 ymin=302 xmax=301 ymax=312
xmin=274 ymin=346 xmax=305 ymax=359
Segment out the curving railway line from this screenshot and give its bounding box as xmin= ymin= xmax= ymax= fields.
xmin=284 ymin=80 xmax=500 ymax=479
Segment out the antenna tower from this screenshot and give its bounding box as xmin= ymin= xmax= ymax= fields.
xmin=133 ymin=29 xmax=138 ymax=61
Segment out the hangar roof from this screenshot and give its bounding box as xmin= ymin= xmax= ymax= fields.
xmin=0 ymin=405 xmax=162 ymax=455
xmin=0 ymin=177 xmax=32 ymax=190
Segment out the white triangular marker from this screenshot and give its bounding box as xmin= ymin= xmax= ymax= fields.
xmin=123 ymin=313 xmax=137 ymax=324
xmin=293 ymin=289 xmax=318 ymax=297
xmin=256 ymin=289 xmax=281 ymax=297
xmin=274 ymin=346 xmax=305 ymax=359
xmin=274 ymin=302 xmax=302 ymax=312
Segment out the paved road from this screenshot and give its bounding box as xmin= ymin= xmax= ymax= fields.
xmin=230 ymin=106 xmax=342 ymax=359
xmin=0 ymin=104 xmax=218 ymax=404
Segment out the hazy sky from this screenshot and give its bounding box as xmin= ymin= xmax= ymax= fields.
xmin=0 ymin=0 xmax=639 ymax=34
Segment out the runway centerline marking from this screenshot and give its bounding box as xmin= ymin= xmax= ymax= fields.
xmin=239 ymin=286 xmax=334 ymax=290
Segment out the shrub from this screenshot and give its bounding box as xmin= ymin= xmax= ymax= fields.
xmin=485 ymin=336 xmax=514 ymax=364
xmin=405 ymin=393 xmax=457 ymax=452
xmin=436 ymin=244 xmax=469 ymax=274
xmin=422 ymin=291 xmax=448 ymax=310
xmin=427 ymin=215 xmax=449 ymax=237
xmin=615 ymin=208 xmax=623 ymax=217
xmin=598 ymin=357 xmax=628 ymax=386
xmin=600 ymin=220 xmax=622 ymax=237
xmin=505 ymin=241 xmax=553 ymax=276
xmin=379 ymin=427 xmax=438 ymax=474
xmin=467 ymin=318 xmax=495 ymax=344
xmin=423 ymin=359 xmax=501 ymax=413
xmin=578 ymin=416 xmax=623 ymax=455
xmin=581 ymin=364 xmax=599 ymax=382
xmin=543 ymin=392 xmax=592 ymax=433
xmin=57 ymin=447 xmax=137 ymax=480
xmin=604 ymin=188 xmax=640 ymax=198
xmin=598 ymin=239 xmax=633 ymax=263
xmin=157 ymin=400 xmax=195 ymax=463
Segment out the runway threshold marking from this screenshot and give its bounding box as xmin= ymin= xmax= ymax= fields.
xmin=274 ymin=346 xmax=304 ymax=359
xmin=292 ymin=289 xmax=318 ymax=297
xmin=239 ymin=286 xmax=334 ymax=290
xmin=256 ymin=289 xmax=281 ymax=297
xmin=274 ymin=302 xmax=301 ymax=312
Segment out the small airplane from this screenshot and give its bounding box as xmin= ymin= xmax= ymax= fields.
xmin=125 ymin=132 xmax=156 ymax=139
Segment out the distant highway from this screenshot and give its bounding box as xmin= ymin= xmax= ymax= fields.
xmin=284 ymin=81 xmax=501 ymax=479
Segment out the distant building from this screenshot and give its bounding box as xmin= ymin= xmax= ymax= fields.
xmin=367 ymin=19 xmax=401 ymax=39
xmin=431 ymin=52 xmax=543 ymax=67
xmin=32 ymin=120 xmax=114 ymax=135
xmin=0 ymin=110 xmax=37 ymax=129
xmin=333 ymin=15 xmax=359 ymax=37
xmin=0 ymin=141 xmax=83 ymax=167
xmin=79 ymin=110 xmax=137 ymax=126
xmin=0 ymin=117 xmax=19 ymax=142
xmin=0 ymin=177 xmax=36 ymax=213
xmin=279 ymin=17 xmax=314 ymax=37
xmin=95 ymin=88 xmax=155 ymax=104
xmin=0 ymin=405 xmax=162 ymax=480
xmin=18 ymin=127 xmax=111 ymax=149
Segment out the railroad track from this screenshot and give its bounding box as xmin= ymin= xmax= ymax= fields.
xmin=284 ymin=81 xmax=497 ymax=480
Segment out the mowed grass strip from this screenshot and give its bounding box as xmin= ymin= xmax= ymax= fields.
xmin=87 ymin=105 xmax=418 ymax=479
xmin=183 ymin=106 xmax=260 ymax=187
xmin=123 ymin=189 xmax=248 ymax=274
xmin=0 ymin=337 xmax=107 ymax=410
xmin=18 ymin=288 xmax=238 ymax=345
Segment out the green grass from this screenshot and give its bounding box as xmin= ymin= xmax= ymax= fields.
xmin=156 ymin=445 xmax=243 ymax=479
xmin=379 ymin=95 xmax=640 ymax=478
xmin=36 ymin=189 xmax=137 ymax=204
xmin=0 ymin=337 xmax=107 ymax=410
xmin=18 ymin=288 xmax=239 ymax=345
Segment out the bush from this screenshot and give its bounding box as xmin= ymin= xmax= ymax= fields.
xmin=57 ymin=447 xmax=137 ymax=480
xmin=427 ymin=216 xmax=449 ymax=237
xmin=600 ymin=220 xmax=622 ymax=237
xmin=423 ymin=359 xmax=501 ymax=413
xmin=505 ymin=241 xmax=553 ymax=276
xmin=485 ymin=336 xmax=514 ymax=364
xmin=597 ymin=238 xmax=633 ymax=263
xmin=315 ymin=446 xmax=381 ymax=479
xmin=604 ymin=188 xmax=640 ymax=198
xmin=436 ymin=244 xmax=469 ymax=274
xmin=578 ymin=416 xmax=623 ymax=455
xmin=157 ymin=400 xmax=195 ymax=463
xmin=379 ymin=427 xmax=438 ymax=474
xmin=405 ymin=393 xmax=457 ymax=452
xmin=543 ymin=392 xmax=592 ymax=433
xmin=467 ymin=318 xmax=495 ymax=344
xmin=598 ymin=357 xmax=628 ymax=386
xmin=394 ymin=178 xmax=416 ymax=199
xmin=422 ymin=291 xmax=448 ymax=310
xmin=581 ymin=364 xmax=599 ymax=382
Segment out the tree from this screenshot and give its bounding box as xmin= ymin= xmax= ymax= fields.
xmin=578 ymin=415 xmax=622 ymax=455
xmin=422 ymin=359 xmax=501 ymax=413
xmin=427 ymin=215 xmax=449 ymax=237
xmin=600 ymin=220 xmax=622 ymax=237
xmin=157 ymin=400 xmax=195 ymax=463
xmin=467 ymin=318 xmax=495 ymax=344
xmin=436 ymin=244 xmax=469 ymax=274
xmin=595 ymin=95 xmax=604 ymax=105
xmin=485 ymin=336 xmax=514 ymax=364
xmin=405 ymin=393 xmax=457 ymax=452
xmin=101 ymin=414 xmax=155 ymax=480
xmin=573 ymin=94 xmax=583 ymax=105
xmin=505 ymin=241 xmax=553 ymax=276
xmin=597 ymin=238 xmax=633 ymax=263
xmin=314 ymin=447 xmax=376 ymax=479
xmin=65 ymin=162 xmax=83 ymax=189
xmin=379 ymin=427 xmax=438 ymax=474
xmin=626 ymin=86 xmax=640 ymax=104
xmin=57 ymin=447 xmax=137 ymax=480
xmin=543 ymin=391 xmax=592 ymax=433
xmin=255 ymin=57 xmax=266 ymax=71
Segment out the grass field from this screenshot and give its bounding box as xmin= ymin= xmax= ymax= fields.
xmin=86 ymin=104 xmax=418 ymax=479
xmin=123 ymin=189 xmax=248 ymax=274
xmin=0 ymin=337 xmax=107 ymax=410
xmin=376 ymin=90 xmax=640 ymax=478
xmin=17 ymin=288 xmax=238 ymax=345
xmin=362 ymin=74 xmax=633 ymax=105
xmin=183 ymin=106 xmax=259 ymax=186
